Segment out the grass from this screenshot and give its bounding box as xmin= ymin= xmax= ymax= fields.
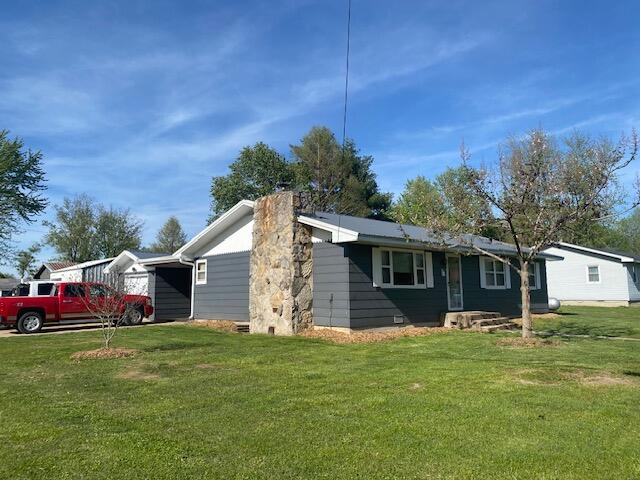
xmin=0 ymin=320 xmax=639 ymax=479
xmin=534 ymin=305 xmax=640 ymax=338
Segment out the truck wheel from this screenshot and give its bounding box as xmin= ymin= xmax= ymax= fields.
xmin=17 ymin=312 xmax=44 ymax=334
xmin=126 ymin=307 xmax=144 ymax=326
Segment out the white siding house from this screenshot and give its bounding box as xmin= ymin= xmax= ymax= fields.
xmin=543 ymin=242 xmax=640 ymax=306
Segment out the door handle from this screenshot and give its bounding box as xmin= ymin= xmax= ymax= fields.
xmin=62 ymin=299 xmax=73 ymax=304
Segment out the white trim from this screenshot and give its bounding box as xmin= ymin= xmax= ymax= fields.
xmin=556 ymin=242 xmax=636 ymax=263
xmin=297 ymin=216 xmax=359 ymax=243
xmin=104 ymin=250 xmax=140 ymax=274
xmin=176 ymin=200 xmax=255 ymax=258
xmin=586 ymin=265 xmax=601 ymax=284
xmin=371 ymin=247 xmax=432 ymax=289
xmin=195 ymin=259 xmax=207 ymax=285
xmin=54 ymin=257 xmax=115 ymax=272
xmin=479 ymin=257 xmax=511 ymax=290
xmin=446 ymin=254 xmax=464 ymax=311
xmin=529 ymin=262 xmax=541 ymax=290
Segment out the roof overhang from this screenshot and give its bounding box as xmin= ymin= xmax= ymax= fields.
xmin=297 ymin=216 xmax=359 ymax=243
xmin=553 ymin=242 xmax=636 ymax=263
xmin=104 ymin=250 xmax=142 ymax=274
xmin=175 ymin=200 xmax=255 ymax=259
xmin=138 ymin=255 xmax=186 ymax=267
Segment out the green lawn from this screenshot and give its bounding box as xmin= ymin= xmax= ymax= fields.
xmin=534 ymin=305 xmax=640 ymax=338
xmin=0 ymin=323 xmax=639 ymax=479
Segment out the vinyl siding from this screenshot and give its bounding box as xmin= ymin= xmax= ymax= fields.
xmin=544 ymin=246 xmax=630 ymax=301
xmin=193 ymin=252 xmax=250 ymax=321
xmin=347 ymin=244 xmax=445 ymax=328
xmin=346 ymin=244 xmax=548 ymax=328
xmin=624 ymin=264 xmax=640 ymax=302
xmin=312 ymin=242 xmax=350 ymax=327
xmin=462 ymin=256 xmax=549 ymax=315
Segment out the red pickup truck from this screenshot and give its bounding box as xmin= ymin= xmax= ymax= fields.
xmin=0 ymin=282 xmax=154 ymax=334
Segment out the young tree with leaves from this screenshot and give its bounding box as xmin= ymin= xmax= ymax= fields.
xmin=14 ymin=243 xmax=41 ymax=280
xmin=0 ymin=130 xmax=47 ymax=260
xmin=210 ymin=142 xmax=294 ymax=220
xmin=151 ymin=216 xmax=187 ymax=253
xmin=450 ymin=129 xmax=638 ymax=338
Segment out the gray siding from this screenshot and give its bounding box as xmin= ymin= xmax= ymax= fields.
xmin=461 ymin=256 xmax=548 ymax=315
xmin=312 ymin=242 xmax=350 ymax=328
xmin=154 ymin=267 xmax=191 ymax=321
xmin=193 ymin=252 xmax=250 ymax=321
xmin=346 ymin=244 xmax=549 ymax=329
xmin=347 ymin=244 xmax=446 ymax=328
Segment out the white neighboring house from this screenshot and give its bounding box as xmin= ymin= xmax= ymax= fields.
xmin=542 ymin=242 xmax=640 ymax=306
xmin=50 ymin=258 xmax=115 ymax=283
xmin=103 ymin=250 xmax=169 ymax=296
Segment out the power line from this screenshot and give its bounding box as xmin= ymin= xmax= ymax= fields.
xmin=341 ymin=0 xmax=352 ymax=150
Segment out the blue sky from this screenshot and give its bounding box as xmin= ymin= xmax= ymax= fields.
xmin=1 ymin=0 xmax=639 ymax=271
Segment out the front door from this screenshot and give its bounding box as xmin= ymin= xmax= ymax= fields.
xmin=446 ymin=255 xmax=463 ymax=311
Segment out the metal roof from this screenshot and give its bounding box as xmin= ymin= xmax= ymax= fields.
xmin=304 ymin=211 xmax=562 ymax=260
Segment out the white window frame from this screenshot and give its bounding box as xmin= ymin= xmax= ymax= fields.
xmin=195 ymin=259 xmax=207 ymax=285
xmin=528 ymin=262 xmax=541 ymax=290
xmin=372 ymin=247 xmax=433 ymax=289
xmin=479 ymin=257 xmax=511 ymax=290
xmin=586 ymin=265 xmax=600 ymax=284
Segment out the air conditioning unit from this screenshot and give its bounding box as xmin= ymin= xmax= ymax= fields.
xmin=393 ymin=315 xmax=406 ymax=324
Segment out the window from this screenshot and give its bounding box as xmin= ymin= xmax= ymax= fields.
xmin=480 ymin=258 xmax=511 ymax=289
xmin=195 ymin=259 xmax=207 ymax=285
xmin=64 ymin=284 xmax=86 ymax=297
xmin=587 ymin=265 xmax=600 ymax=283
xmin=37 ymin=283 xmax=54 ymax=296
xmin=373 ymin=248 xmax=432 ymax=289
xmin=528 ymin=263 xmax=540 ymax=290
xmin=89 ymin=284 xmax=108 ymax=298
xmin=632 ymin=265 xmax=640 ymax=286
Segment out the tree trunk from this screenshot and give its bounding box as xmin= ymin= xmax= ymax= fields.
xmin=520 ymin=260 xmax=533 ymax=338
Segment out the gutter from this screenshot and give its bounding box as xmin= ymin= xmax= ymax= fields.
xmin=178 ymin=256 xmax=196 ymax=320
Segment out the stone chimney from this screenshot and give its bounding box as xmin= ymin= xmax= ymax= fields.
xmin=249 ymin=191 xmax=313 ymax=335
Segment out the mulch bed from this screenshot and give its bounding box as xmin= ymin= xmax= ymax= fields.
xmin=70 ymin=348 xmax=139 ymax=360
xmin=299 ymin=327 xmax=451 ymax=344
xmin=189 ymin=320 xmax=238 ymax=333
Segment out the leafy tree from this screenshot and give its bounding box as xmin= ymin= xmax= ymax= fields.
xmin=612 ymin=208 xmax=640 ymax=254
xmin=14 ymin=243 xmax=41 ymax=280
xmin=45 ymin=195 xmax=96 ymax=262
xmin=291 ymin=126 xmax=391 ymax=217
xmin=392 ymin=176 xmax=444 ymax=225
xmin=150 ymin=216 xmax=187 ymax=253
xmin=45 ymin=195 xmax=143 ymax=262
xmin=210 ymin=142 xmax=294 ymax=220
xmin=0 ymin=271 xmax=14 ymax=278
xmin=392 ymin=169 xmax=503 ymax=239
xmin=94 ymin=206 xmax=143 ymax=258
xmin=451 ymin=129 xmax=638 ymax=338
xmin=0 ymin=130 xmax=47 ymax=259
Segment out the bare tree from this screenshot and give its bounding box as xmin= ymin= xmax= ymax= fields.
xmin=80 ymin=274 xmax=148 ymax=350
xmin=434 ymin=129 xmax=638 ymax=338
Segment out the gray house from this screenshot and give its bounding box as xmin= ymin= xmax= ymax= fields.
xmin=141 ymin=192 xmax=555 ymax=334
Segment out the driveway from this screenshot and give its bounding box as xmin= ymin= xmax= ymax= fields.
xmin=0 ymin=320 xmax=165 ymax=338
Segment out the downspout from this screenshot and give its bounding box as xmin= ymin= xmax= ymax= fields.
xmin=178 ymin=256 xmax=195 ymax=320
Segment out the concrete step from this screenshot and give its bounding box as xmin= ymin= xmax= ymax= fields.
xmin=471 ymin=317 xmax=512 ymax=328
xmin=479 ymin=322 xmax=519 ymax=333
